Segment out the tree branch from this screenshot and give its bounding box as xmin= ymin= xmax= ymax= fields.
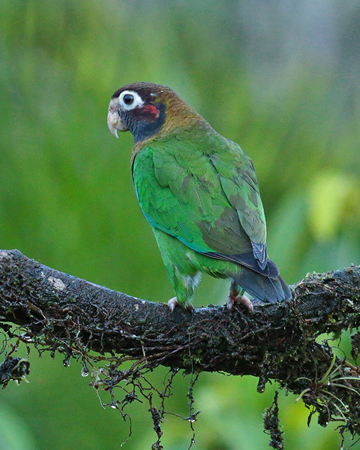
xmin=1 ymin=249 xmax=360 ymax=437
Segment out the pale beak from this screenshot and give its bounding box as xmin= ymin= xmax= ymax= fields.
xmin=107 ymin=97 xmax=128 ymax=138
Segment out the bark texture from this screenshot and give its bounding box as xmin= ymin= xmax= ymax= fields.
xmin=0 ymin=249 xmax=360 ymax=438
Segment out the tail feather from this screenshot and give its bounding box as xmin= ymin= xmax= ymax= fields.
xmin=233 ymin=267 xmax=292 ymax=304
xmin=204 ymin=252 xmax=279 ymax=279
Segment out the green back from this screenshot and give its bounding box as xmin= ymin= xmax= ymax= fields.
xmin=132 ymin=128 xmax=268 ymax=271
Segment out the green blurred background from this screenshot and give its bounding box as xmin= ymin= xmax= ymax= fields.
xmin=0 ymin=0 xmax=359 ymax=448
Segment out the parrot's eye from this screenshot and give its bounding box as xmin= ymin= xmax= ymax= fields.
xmin=119 ymin=90 xmax=144 ymax=111
xmin=123 ymin=94 xmax=134 ymax=104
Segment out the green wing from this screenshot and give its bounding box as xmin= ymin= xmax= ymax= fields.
xmin=133 ymin=131 xmax=271 ymax=275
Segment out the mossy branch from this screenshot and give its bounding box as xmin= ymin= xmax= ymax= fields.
xmin=0 ymin=249 xmax=360 ymax=438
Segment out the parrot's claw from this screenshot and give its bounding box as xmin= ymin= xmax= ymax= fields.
xmin=227 ymin=293 xmax=254 ymax=313
xmin=168 ymin=297 xmax=179 ymax=312
xmin=167 ymin=297 xmax=194 ymax=312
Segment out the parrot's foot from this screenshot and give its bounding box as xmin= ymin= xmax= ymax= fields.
xmin=168 ymin=297 xmax=194 ymax=312
xmin=226 ymin=293 xmax=254 ymax=313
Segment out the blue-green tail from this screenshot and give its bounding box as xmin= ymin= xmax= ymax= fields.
xmin=233 ymin=266 xmax=292 ymax=304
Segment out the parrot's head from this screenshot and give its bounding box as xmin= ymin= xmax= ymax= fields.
xmin=107 ymin=82 xmax=201 ymax=144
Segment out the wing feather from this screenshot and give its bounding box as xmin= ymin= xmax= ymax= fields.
xmin=132 ymin=133 xmax=270 ymax=275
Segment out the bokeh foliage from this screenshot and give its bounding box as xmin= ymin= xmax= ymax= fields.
xmin=0 ymin=0 xmax=359 ymax=449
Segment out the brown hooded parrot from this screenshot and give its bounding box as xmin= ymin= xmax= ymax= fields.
xmin=107 ymin=82 xmax=292 ymax=311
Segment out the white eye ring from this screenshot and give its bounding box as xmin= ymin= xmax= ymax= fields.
xmin=119 ymin=90 xmax=144 ymax=110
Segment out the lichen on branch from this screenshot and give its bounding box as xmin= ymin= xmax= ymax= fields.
xmin=0 ymin=249 xmax=360 ymax=444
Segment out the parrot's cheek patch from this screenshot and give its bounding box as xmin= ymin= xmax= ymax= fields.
xmin=142 ymin=104 xmax=160 ymax=120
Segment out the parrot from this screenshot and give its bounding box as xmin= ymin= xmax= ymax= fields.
xmin=107 ymin=82 xmax=292 ymax=311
